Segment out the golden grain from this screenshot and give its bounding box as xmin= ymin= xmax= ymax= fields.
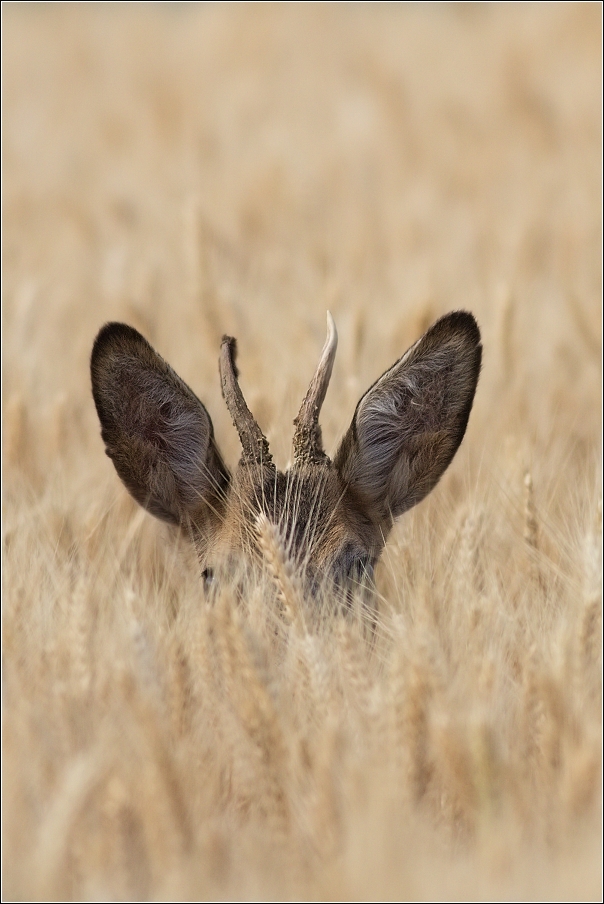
xmin=255 ymin=512 xmax=306 ymax=633
xmin=3 ymin=4 xmax=601 ymax=900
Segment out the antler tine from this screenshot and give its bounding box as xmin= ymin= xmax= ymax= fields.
xmin=219 ymin=336 xmax=273 ymax=467
xmin=293 ymin=311 xmax=338 ymax=466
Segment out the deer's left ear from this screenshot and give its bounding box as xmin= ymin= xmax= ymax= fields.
xmin=334 ymin=311 xmax=482 ymax=526
xmin=91 ymin=323 xmax=230 ymax=529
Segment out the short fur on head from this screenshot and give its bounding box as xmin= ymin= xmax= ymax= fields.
xmin=91 ymin=311 xmax=481 ymax=597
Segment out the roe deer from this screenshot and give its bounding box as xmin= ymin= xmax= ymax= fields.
xmin=91 ymin=312 xmax=481 ymax=601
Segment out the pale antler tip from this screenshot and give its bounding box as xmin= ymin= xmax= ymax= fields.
xmin=326 ymin=311 xmax=337 ymax=348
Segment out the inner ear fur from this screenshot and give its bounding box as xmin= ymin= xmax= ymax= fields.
xmin=335 ymin=311 xmax=482 ymax=526
xmin=91 ymin=323 xmax=230 ymax=528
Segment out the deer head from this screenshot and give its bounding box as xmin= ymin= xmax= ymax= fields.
xmin=91 ymin=311 xmax=481 ymax=600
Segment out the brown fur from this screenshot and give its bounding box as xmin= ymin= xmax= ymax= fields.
xmin=91 ymin=312 xmax=482 ymax=596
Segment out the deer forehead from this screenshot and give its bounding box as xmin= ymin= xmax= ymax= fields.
xmin=217 ymin=464 xmax=375 ymax=562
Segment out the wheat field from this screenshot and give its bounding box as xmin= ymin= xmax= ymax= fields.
xmin=2 ymin=4 xmax=602 ymax=901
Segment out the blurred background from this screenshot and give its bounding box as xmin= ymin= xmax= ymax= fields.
xmin=3 ymin=6 xmax=601 ymax=900
xmin=3 ymin=3 xmax=600 ymax=478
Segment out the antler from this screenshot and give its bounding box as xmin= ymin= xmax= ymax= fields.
xmin=220 ymin=336 xmax=274 ymax=467
xmin=292 ymin=312 xmax=338 ymax=466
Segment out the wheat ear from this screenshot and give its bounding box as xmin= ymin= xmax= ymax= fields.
xmin=256 ymin=513 xmax=306 ymax=633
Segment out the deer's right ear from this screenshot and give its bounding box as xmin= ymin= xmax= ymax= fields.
xmin=335 ymin=311 xmax=481 ymax=528
xmin=91 ymin=323 xmax=230 ymax=528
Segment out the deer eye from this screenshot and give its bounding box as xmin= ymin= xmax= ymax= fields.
xmin=347 ymin=555 xmax=373 ymax=584
xmin=333 ymin=551 xmax=373 ymax=591
xmin=202 ymin=568 xmax=215 ymax=594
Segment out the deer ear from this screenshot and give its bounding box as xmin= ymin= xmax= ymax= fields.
xmin=91 ymin=323 xmax=230 ymax=528
xmin=335 ymin=312 xmax=481 ymax=527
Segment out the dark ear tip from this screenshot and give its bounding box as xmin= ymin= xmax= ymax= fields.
xmin=90 ymin=324 xmax=155 ymax=393
xmin=91 ymin=322 xmax=146 ymax=366
xmin=90 ymin=323 xmax=153 ymax=422
xmin=437 ymin=310 xmax=481 ymax=340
